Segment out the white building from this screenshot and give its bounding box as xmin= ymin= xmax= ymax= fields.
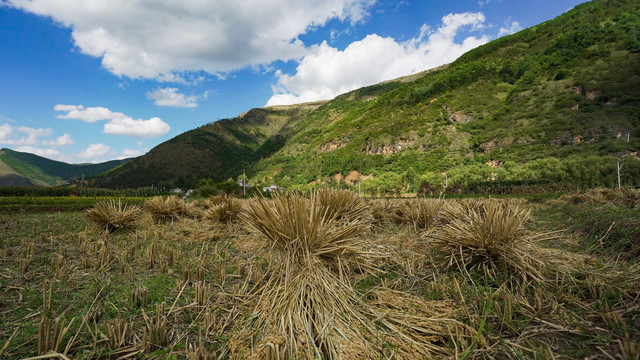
xmin=262 ymin=184 xmax=280 ymax=192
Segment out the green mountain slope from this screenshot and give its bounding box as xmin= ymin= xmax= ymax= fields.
xmin=93 ymin=0 xmax=640 ymax=190
xmin=90 ymin=102 xmax=324 ymax=188
xmin=0 ymin=148 xmax=132 ymax=186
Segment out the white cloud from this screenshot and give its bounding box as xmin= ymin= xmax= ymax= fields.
xmin=267 ymin=12 xmax=489 ymax=105
xmin=0 ymin=123 xmax=14 ymax=142
xmin=54 ymin=104 xmax=123 ymax=123
xmin=0 ymin=123 xmax=58 ymax=146
xmin=6 ymin=0 xmax=376 ymax=80
xmin=103 ymin=117 xmax=170 ymax=138
xmin=42 ymin=133 xmax=75 ymax=146
xmin=77 ymin=143 xmax=111 ymax=161
xmin=55 ymin=104 xmax=170 ymax=138
xmin=146 ymin=87 xmax=198 ymax=108
xmin=0 ymin=123 xmax=76 ymax=161
xmin=14 ymin=146 xmax=71 ymax=162
xmin=498 ymin=21 xmax=522 ymax=37
xmin=118 ymin=148 xmax=147 ymax=159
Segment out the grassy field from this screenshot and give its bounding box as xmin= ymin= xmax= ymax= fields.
xmin=0 ymin=190 xmax=638 ymax=359
xmin=0 ymin=196 xmax=148 ymax=213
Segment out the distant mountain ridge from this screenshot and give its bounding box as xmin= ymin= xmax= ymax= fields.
xmin=21 ymin=0 xmax=640 ymax=189
xmin=0 ymin=148 xmax=133 ymax=186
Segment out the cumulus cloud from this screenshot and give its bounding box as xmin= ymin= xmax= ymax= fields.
xmin=6 ymin=0 xmax=376 ymax=79
xmin=103 ymin=117 xmax=170 ymax=138
xmin=55 ymin=104 xmax=170 ymax=138
xmin=0 ymin=123 xmax=76 ymax=161
xmin=498 ymin=21 xmax=522 ymax=37
xmin=118 ymin=148 xmax=147 ymax=159
xmin=54 ymin=104 xmax=122 ymax=123
xmin=42 ymin=133 xmax=75 ymax=146
xmin=0 ymin=123 xmax=72 ymax=146
xmin=146 ymin=88 xmax=198 ymax=108
xmin=77 ymin=143 xmax=111 ymax=161
xmin=14 ymin=146 xmax=70 ymax=162
xmin=267 ymin=12 xmax=489 ymax=105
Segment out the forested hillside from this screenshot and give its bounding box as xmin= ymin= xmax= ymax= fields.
xmin=0 ymin=148 xmax=131 ymax=186
xmin=92 ymin=0 xmax=640 ymax=191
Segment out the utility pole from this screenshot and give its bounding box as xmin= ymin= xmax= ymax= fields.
xmin=243 ymin=170 xmax=246 ymax=196
xmin=617 ymin=161 xmax=621 ymax=189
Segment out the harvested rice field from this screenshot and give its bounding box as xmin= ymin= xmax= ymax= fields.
xmin=0 ymin=188 xmax=639 ymax=359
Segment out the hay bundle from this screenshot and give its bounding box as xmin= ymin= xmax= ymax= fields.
xmin=144 ymin=196 xmax=187 ymax=223
xmin=315 ymin=187 xmax=371 ymax=226
xmin=243 ymin=191 xmax=376 ymax=283
xmin=204 ymin=196 xmax=244 ymax=224
xmin=617 ymin=187 xmax=640 ymax=208
xmin=238 ymin=192 xmax=454 ymax=359
xmin=86 ymin=199 xmax=141 ymax=233
xmin=395 ymin=198 xmax=444 ymax=231
xmin=200 ymin=195 xmax=228 ymax=209
xmin=182 ymin=201 xmax=203 ymax=219
xmin=368 ymin=199 xmax=399 ymax=227
xmin=433 ymin=200 xmax=556 ymax=285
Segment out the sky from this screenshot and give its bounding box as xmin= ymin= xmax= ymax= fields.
xmin=0 ymin=0 xmax=588 ymax=164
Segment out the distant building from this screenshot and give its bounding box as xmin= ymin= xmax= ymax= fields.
xmin=171 ymin=188 xmax=182 ymax=193
xmin=262 ymin=184 xmax=280 ymax=192
xmin=238 ymin=180 xmax=251 ymax=188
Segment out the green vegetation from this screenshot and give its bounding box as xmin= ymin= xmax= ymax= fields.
xmin=79 ymin=0 xmax=640 ymax=193
xmin=0 ymin=148 xmax=132 ymax=186
xmin=0 ymin=185 xmax=165 ymax=197
xmin=0 ymin=196 xmax=148 ymax=212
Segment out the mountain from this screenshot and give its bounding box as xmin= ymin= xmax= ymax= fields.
xmin=0 ymin=148 xmax=132 ymax=186
xmin=93 ymin=0 xmax=640 ymax=190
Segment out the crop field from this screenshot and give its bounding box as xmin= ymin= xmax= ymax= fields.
xmin=0 ymin=189 xmax=639 ymax=359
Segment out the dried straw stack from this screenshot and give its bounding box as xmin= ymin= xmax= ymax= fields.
xmin=433 ymin=199 xmax=559 ymax=285
xmin=86 ymin=199 xmax=141 ymax=234
xmin=237 ymin=190 xmax=461 ymax=359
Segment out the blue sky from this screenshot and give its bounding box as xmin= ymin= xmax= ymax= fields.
xmin=0 ymin=0 xmax=587 ymax=163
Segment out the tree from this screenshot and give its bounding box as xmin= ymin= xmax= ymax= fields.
xmin=402 ymin=167 xmax=418 ymax=192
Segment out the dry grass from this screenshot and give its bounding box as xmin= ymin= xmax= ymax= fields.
xmin=395 ymin=198 xmax=444 ymax=231
xmin=3 ymin=192 xmax=640 ymax=359
xmin=316 ymin=187 xmax=372 ymax=226
xmin=201 ymin=195 xmax=229 ymax=209
xmin=204 ymin=196 xmax=244 ymax=224
xmin=85 ymin=199 xmax=141 ymax=233
xmin=242 ymin=191 xmax=376 ymax=284
xmin=431 ymin=199 xmax=560 ymax=285
xmin=144 ymin=195 xmax=189 ymax=223
xmin=559 ymin=187 xmax=640 ymax=208
xmin=237 ymin=191 xmax=458 ymax=359
xmin=368 ymin=199 xmax=399 ymax=227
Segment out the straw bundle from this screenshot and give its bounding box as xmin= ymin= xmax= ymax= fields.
xmin=86 ymin=199 xmax=141 ymax=233
xmin=395 ymin=199 xmax=444 ymax=231
xmin=238 ymin=192 xmax=455 ymax=358
xmin=204 ymin=196 xmax=244 ymax=224
xmin=144 ymin=196 xmax=188 ymax=223
xmin=433 ymin=200 xmax=558 ymax=285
